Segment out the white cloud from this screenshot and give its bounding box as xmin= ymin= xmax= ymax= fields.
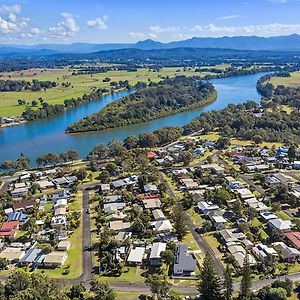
xmin=218 ymin=15 xmax=243 ymax=20
xmin=0 ymin=16 xmax=18 ymax=33
xmin=150 ymin=25 xmax=180 ymax=33
xmin=87 ymin=15 xmax=108 ymax=30
xmin=49 ymin=12 xmax=79 ymax=38
xmin=0 ymin=4 xmax=21 ymax=15
xmin=191 ymin=22 xmax=300 ymax=36
xmin=129 ymin=32 xmax=146 ymax=38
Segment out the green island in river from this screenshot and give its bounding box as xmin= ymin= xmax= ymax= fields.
xmin=67 ymin=75 xmax=216 ymax=133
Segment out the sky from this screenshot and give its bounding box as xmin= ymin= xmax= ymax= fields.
xmin=1 ymin=0 xmax=300 ymax=44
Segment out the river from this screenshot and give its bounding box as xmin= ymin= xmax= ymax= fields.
xmin=0 ymin=72 xmax=266 ymax=164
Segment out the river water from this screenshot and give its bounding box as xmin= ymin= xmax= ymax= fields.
xmin=0 ymin=72 xmax=266 ymax=164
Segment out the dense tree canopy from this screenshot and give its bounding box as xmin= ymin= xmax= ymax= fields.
xmin=67 ymin=76 xmax=216 ymax=133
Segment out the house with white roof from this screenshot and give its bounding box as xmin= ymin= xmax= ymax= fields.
xmin=149 ymin=242 xmax=167 ymax=266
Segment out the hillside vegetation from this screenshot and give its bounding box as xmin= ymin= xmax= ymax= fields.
xmin=67 ymin=76 xmax=216 ymax=133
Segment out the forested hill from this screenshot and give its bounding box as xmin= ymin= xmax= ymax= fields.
xmin=67 ymin=76 xmax=216 ymax=133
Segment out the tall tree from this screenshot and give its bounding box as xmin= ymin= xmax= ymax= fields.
xmin=198 ymin=253 xmax=223 ymax=300
xmin=145 ymin=273 xmax=170 ymax=300
xmin=239 ymin=254 xmax=252 ymax=300
xmin=223 ymin=264 xmax=233 ymax=300
xmin=90 ymin=279 xmax=115 ymax=300
xmin=171 ymin=204 xmax=188 ymax=241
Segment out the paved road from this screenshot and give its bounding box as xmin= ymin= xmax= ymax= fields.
xmin=81 ymin=190 xmax=94 ymax=282
xmin=158 ymin=172 xmax=225 ymax=277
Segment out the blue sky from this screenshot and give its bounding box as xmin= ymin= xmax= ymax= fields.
xmin=1 ymin=0 xmax=300 ymax=44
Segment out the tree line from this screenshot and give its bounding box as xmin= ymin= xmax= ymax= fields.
xmin=67 ymin=76 xmax=216 ymax=133
xmin=0 ymin=79 xmax=56 ymax=92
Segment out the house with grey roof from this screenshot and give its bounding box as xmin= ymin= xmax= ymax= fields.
xmin=173 ymin=244 xmax=196 ymax=276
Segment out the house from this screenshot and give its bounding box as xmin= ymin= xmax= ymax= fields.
xmin=231 ymin=251 xmax=257 ymax=268
xmin=34 ymin=179 xmax=55 ymax=190
xmin=43 ymin=251 xmax=68 ymax=267
xmin=181 ymin=179 xmax=199 ymax=191
xmin=0 ymin=247 xmax=25 ymax=262
xmin=54 ymin=207 xmax=67 ymax=216
xmin=152 ymin=209 xmax=166 ymax=221
xmin=13 ymin=199 xmax=36 ymax=212
xmin=152 ymin=220 xmax=173 ymax=233
xmin=100 ymin=184 xmax=110 ymax=194
xmin=200 ymin=163 xmax=224 ymax=174
xmin=268 ymin=218 xmax=292 ymax=233
xmin=235 ymin=188 xmax=255 ymax=200
xmin=147 ymin=151 xmax=158 ymax=159
xmin=260 ymin=211 xmax=278 ymax=222
xmin=252 ymin=244 xmax=278 ymax=263
xmin=149 ymin=242 xmax=167 ymax=266
xmin=51 ymin=216 xmax=67 ymax=230
xmin=285 ymin=232 xmax=300 ymax=250
xmin=111 ymin=179 xmax=127 ymax=189
xmin=267 ymin=173 xmax=296 ymax=187
xmin=142 ymin=199 xmax=161 ymax=210
xmin=292 ymin=161 xmax=300 ymax=170
xmin=193 ymin=147 xmax=205 ymax=157
xmin=197 ymin=201 xmax=219 ymax=215
xmin=173 ymin=244 xmax=196 ymax=276
xmin=273 ymin=242 xmax=300 ymax=262
xmin=127 ymin=247 xmax=146 ymax=266
xmin=19 ymin=248 xmax=43 ymax=266
xmin=0 ymin=221 xmax=19 ymax=238
xmin=7 ymin=212 xmax=28 ymax=223
xmin=109 ymin=220 xmax=131 ymax=232
xmin=210 ymin=214 xmax=227 ymax=230
xmin=115 ymin=231 xmax=132 ymax=242
xmin=219 ymin=229 xmax=246 ymax=244
xmin=57 ymin=240 xmax=71 ymax=251
xmin=54 ymin=199 xmax=67 ymax=209
xmin=11 ymin=187 xmax=29 ymax=198
xmin=143 ymin=184 xmax=159 ymax=194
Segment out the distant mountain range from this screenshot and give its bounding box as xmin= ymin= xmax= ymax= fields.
xmin=1 ymin=34 xmax=300 ymax=56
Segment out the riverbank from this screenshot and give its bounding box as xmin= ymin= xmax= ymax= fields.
xmin=67 ymin=77 xmax=217 ymax=133
xmin=0 ymin=73 xmax=266 ymax=164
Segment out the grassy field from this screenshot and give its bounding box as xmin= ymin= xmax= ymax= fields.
xmin=269 ymin=71 xmax=300 ymax=87
xmin=0 ymin=66 xmax=207 ymax=117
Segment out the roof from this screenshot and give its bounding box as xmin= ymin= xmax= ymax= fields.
xmin=142 ymin=199 xmax=161 ymax=209
xmin=127 ymin=247 xmax=145 ymax=263
xmin=0 ymin=247 xmax=25 ymax=261
xmin=269 ymin=218 xmax=292 ymax=231
xmin=147 ymin=151 xmax=158 ymax=159
xmin=13 ymin=199 xmax=36 ymax=211
xmin=285 ymin=232 xmax=300 ymax=249
xmin=150 ymin=242 xmax=166 ymax=259
xmin=0 ymin=221 xmax=19 ymax=231
xmin=174 ymin=244 xmax=196 ymax=274
xmin=152 ymin=220 xmax=173 ymax=232
xmin=44 ymin=252 xmax=67 ymax=264
xmin=19 ymin=248 xmax=43 ymax=263
xmin=7 ymin=212 xmax=28 ymax=222
xmin=152 ymin=209 xmax=166 ymax=220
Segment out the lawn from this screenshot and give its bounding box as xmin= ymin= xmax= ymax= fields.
xmin=251 ymin=218 xmax=269 ymax=239
xmin=269 ymin=71 xmax=300 ymax=87
xmin=203 ymin=232 xmax=222 ymax=256
xmin=115 ymin=292 xmax=149 ymax=300
xmin=276 ymin=210 xmax=292 ymax=221
xmin=187 ymin=208 xmax=203 ymax=227
xmin=0 ymin=67 xmax=203 ymax=117
xmin=198 ymin=132 xmax=221 ymax=141
xmin=99 ymin=266 xmax=145 ymax=283
xmin=68 ymin=190 xmax=82 ymax=211
xmin=183 ymin=233 xmax=201 ymax=251
xmin=36 ymin=215 xmax=83 ymax=279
